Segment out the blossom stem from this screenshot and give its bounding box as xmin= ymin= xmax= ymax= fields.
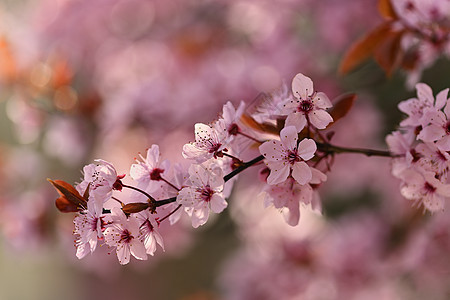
xmin=122 ymin=184 xmax=156 ymax=202
xmin=154 ymin=197 xmax=177 ymax=207
xmin=316 ymin=142 xmax=394 ymax=157
xmin=160 ymin=177 xmax=180 ymax=191
xmin=154 ymin=155 xmax=266 ymax=208
xmin=156 ymin=204 xmax=182 ymax=225
xmin=223 ymin=155 xmax=265 ymax=182
xmin=221 ymin=152 xmax=242 ymax=162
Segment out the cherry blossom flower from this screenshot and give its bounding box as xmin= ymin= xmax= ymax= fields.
xmin=221 ymin=101 xmax=246 ymax=136
xmin=416 ymin=88 xmax=450 ymax=150
xmin=279 ymin=73 xmax=333 ymax=132
xmin=176 ymin=162 xmax=226 ymax=228
xmin=103 ymin=207 xmax=147 ymax=265
xmin=76 ymin=160 xmax=124 ymax=212
xmin=130 ymin=144 xmax=170 ymax=193
xmin=252 ymin=83 xmax=292 ymax=123
xmin=219 ymin=101 xmax=255 ymax=154
xmin=135 ymin=210 xmax=164 ymax=256
xmin=416 ymin=142 xmax=450 ymax=177
xmin=390 ymin=0 xmax=450 ymax=86
xmin=398 ymin=83 xmax=438 ymax=128
xmin=386 ymin=130 xmax=418 ymax=177
xmin=182 ymin=122 xmax=229 ymax=163
xmin=399 ymin=169 xmax=450 ymax=212
xmin=259 ymin=126 xmax=316 ymax=185
xmin=73 ymin=199 xmax=104 ymax=259
xmin=263 ymin=167 xmax=326 ymax=226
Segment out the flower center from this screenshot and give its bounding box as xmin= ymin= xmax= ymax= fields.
xmin=287 ymin=150 xmax=300 ymax=164
xmin=436 ymin=150 xmax=447 ymax=162
xmin=444 ymin=121 xmax=450 ymax=134
xmin=424 ymin=182 xmax=436 ymax=194
xmin=120 ymin=229 xmax=134 ymax=244
xmin=150 ymin=168 xmax=164 ymax=181
xmin=228 ymin=123 xmax=239 ymax=135
xmin=405 ymin=1 xmax=415 ymax=11
xmin=140 ymin=219 xmax=154 ymax=235
xmin=297 ymin=100 xmax=313 ymax=113
xmin=90 ymin=217 xmax=98 ymax=231
xmin=208 ymin=142 xmax=222 ymax=154
xmin=198 ymin=185 xmax=214 ymax=202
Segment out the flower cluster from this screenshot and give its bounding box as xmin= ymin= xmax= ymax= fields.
xmin=340 ymin=0 xmax=450 ymax=87
xmin=49 ymin=73 xmax=339 ymax=264
xmin=391 ymin=0 xmax=450 ymax=85
xmin=387 ymin=83 xmax=450 ymax=212
xmin=50 ymin=72 xmax=450 ymax=265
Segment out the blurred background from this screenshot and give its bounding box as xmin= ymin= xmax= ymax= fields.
xmin=0 ymin=0 xmax=449 ymax=299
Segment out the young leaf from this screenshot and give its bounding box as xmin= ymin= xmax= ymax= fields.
xmin=240 ymin=113 xmax=280 ymax=135
xmin=328 ymin=94 xmax=357 ymax=127
xmin=373 ymin=29 xmax=405 ymax=77
xmin=48 ymin=179 xmax=87 ymax=213
xmin=339 ymin=22 xmax=393 ymax=74
xmin=378 ymin=0 xmax=397 ymax=20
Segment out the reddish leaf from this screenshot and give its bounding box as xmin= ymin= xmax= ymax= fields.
xmin=240 ymin=113 xmax=280 ymax=135
xmin=122 ymin=202 xmax=150 ymax=214
xmin=48 ymin=179 xmax=87 ymax=213
xmin=373 ymin=29 xmax=405 ymax=77
xmin=378 ymin=0 xmax=398 ymax=20
xmin=339 ymin=22 xmax=393 ymax=74
xmin=55 ymin=196 xmax=80 ymax=213
xmin=328 ymin=94 xmax=357 ymax=127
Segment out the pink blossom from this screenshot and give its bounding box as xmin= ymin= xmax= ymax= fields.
xmin=135 ymin=210 xmax=164 ymax=256
xmin=259 ymin=126 xmax=316 ymax=185
xmin=416 ymin=142 xmax=450 ymax=177
xmin=176 ymin=162 xmax=226 ymax=228
xmin=103 ymin=207 xmax=147 ymax=265
xmin=263 ymin=167 xmax=326 ymax=226
xmin=280 ymin=73 xmax=333 ymax=132
xmin=252 ymin=83 xmax=292 ymax=123
xmin=130 ymin=144 xmax=170 ymax=193
xmin=73 ymin=199 xmax=104 ymax=259
xmin=417 ymin=88 xmax=450 ymax=150
xmin=77 ymin=160 xmax=124 ymax=212
xmin=386 ymin=130 xmax=418 ymax=177
xmin=398 ymin=83 xmax=437 ymax=128
xmin=182 ymin=122 xmax=229 ymax=163
xmin=221 ymin=101 xmax=246 ymax=137
xmin=399 ymin=169 xmax=450 ymax=212
xmin=220 ymin=101 xmax=255 ymax=154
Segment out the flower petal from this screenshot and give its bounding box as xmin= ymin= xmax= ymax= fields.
xmin=436 ymin=88 xmax=449 ymax=111
xmin=292 ymin=73 xmax=313 ymax=99
xmin=285 ymin=112 xmax=307 ymax=132
xmin=309 ymin=109 xmax=333 ymax=129
xmin=266 ymin=162 xmax=290 ymax=185
xmin=291 ymin=161 xmax=312 ymax=185
xmin=279 ymin=126 xmax=298 ymax=150
xmin=314 ymin=92 xmax=332 ymax=109
xmin=416 ymin=83 xmax=434 ymax=105
xmin=191 ymin=204 xmax=209 ymax=228
xmin=417 ymin=124 xmax=445 ymax=142
xmin=130 ymin=240 xmax=148 ymax=261
xmin=210 ymin=193 xmax=227 ymax=213
xmin=259 ymin=140 xmax=286 ymax=162
xmin=177 ymin=187 xmax=196 ymax=207
xmin=297 ymin=138 xmax=316 ymax=161
xmin=116 ymin=244 xmax=131 ymax=265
